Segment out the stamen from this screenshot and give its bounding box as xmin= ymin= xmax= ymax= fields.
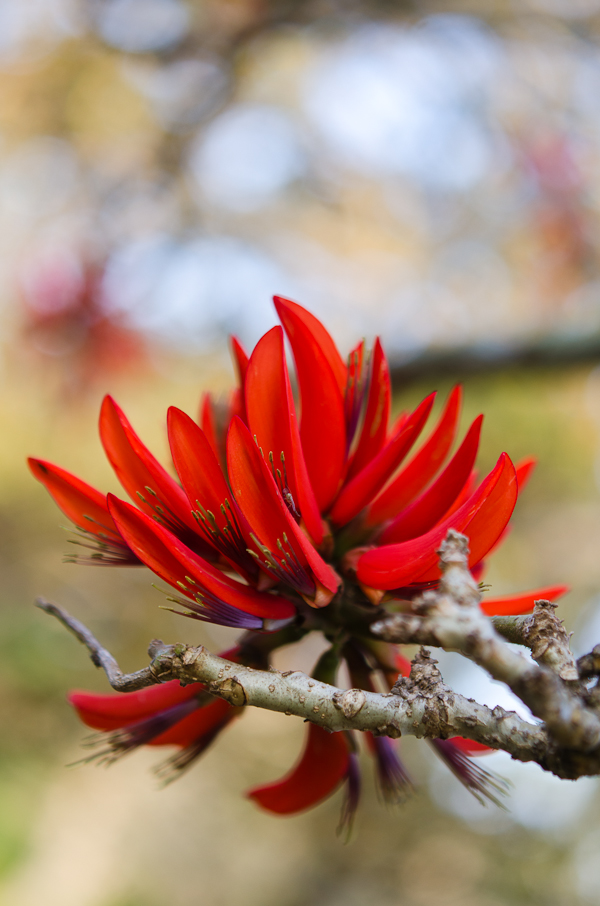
xmin=194 ymin=498 xmax=258 ymax=579
xmin=372 ymin=736 xmax=413 ymax=805
xmin=133 ymin=484 xmax=200 ymax=550
xmin=248 ymin=532 xmax=315 ymax=597
xmin=337 ymin=750 xmax=361 ymax=841
xmin=77 ymin=697 xmax=202 ymax=767
xmin=160 ymin=587 xmax=264 ymax=630
xmin=63 ymin=527 xmax=140 ymax=566
xmin=430 ymin=739 xmax=509 ymax=807
xmin=153 ymin=719 xmax=230 ymax=785
xmin=268 ymin=451 xmax=301 ymax=523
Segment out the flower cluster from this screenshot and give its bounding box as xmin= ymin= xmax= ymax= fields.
xmin=30 ymin=297 xmax=567 ymax=830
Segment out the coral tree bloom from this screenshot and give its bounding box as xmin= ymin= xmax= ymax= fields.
xmin=30 ymin=297 xmax=568 ymax=825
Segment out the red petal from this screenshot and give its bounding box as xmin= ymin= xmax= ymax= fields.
xmin=516 ymin=457 xmax=536 ymax=491
xmin=227 ymin=419 xmax=339 ymax=598
xmin=328 ymin=392 xmax=436 ymax=527
xmin=479 ymin=457 xmax=537 ymax=562
xmin=357 ymin=453 xmax=517 ymax=590
xmin=99 ymin=396 xmax=199 ymax=539
xmin=245 ymin=326 xmax=323 ymax=544
xmin=480 ymin=584 xmax=569 ymax=617
xmin=228 ymin=387 xmax=246 ymax=425
xmin=448 ymin=738 xmax=493 ymax=756
xmin=442 ymin=469 xmax=478 ymax=519
xmin=442 ymin=454 xmax=517 ymax=574
xmin=379 ymin=415 xmax=483 ymax=545
xmin=230 ymin=335 xmax=249 ymax=385
xmin=108 ymin=495 xmax=296 ymax=622
xmin=149 ymin=698 xmax=234 ymax=747
xmin=168 ymin=407 xmax=231 ymax=516
xmin=274 ymin=296 xmax=347 ymax=513
xmin=345 ymin=339 xmax=366 ymax=444
xmin=69 ymin=680 xmax=201 ymax=729
xmin=366 ymin=386 xmax=462 ymax=527
xmin=346 ymin=338 xmax=390 ymax=479
xmin=274 ymin=296 xmax=347 ymax=393
xmin=169 ymin=407 xmax=257 ymax=581
xmin=71 ymin=685 xmax=234 ymax=747
xmin=247 ymin=723 xmax=350 ymax=814
xmin=198 ymin=393 xmax=221 ymax=463
xmin=28 ymin=458 xmax=125 ymax=548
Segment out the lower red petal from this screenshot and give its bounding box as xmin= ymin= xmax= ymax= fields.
xmin=356 ymin=453 xmax=517 ymax=590
xmin=247 ymin=723 xmax=350 ymax=815
xmin=449 ymin=738 xmax=493 ymax=756
xmin=480 ymin=584 xmax=569 ymax=616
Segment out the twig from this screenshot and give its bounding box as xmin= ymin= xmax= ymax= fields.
xmin=492 ymin=602 xmax=578 ymax=681
xmin=35 ymin=598 xmax=158 ymax=692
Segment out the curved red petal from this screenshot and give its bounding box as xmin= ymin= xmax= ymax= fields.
xmin=345 ymin=339 xmax=366 ymax=445
xmin=108 ymin=494 xmax=296 ymax=622
xmin=71 ymin=686 xmax=234 ymax=747
xmin=247 ymin=723 xmax=350 ymax=815
xmin=149 ymin=698 xmax=234 ymax=747
xmin=480 ymin=584 xmax=569 ymax=617
xmin=411 ymin=453 xmax=518 ymax=585
xmin=69 ymin=680 xmax=202 ymax=729
xmin=99 ymin=396 xmax=198 ymax=538
xmin=199 ymin=393 xmax=221 ymax=462
xmin=448 ymin=738 xmax=493 ymax=756
xmin=273 ymin=296 xmax=347 ymax=392
xmin=379 ymin=415 xmax=483 ymax=545
xmin=227 ymin=418 xmax=339 ymax=597
xmin=357 ymin=453 xmax=517 ymax=590
xmin=442 ymin=469 xmax=478 ymax=520
xmin=328 ymin=392 xmax=436 ymax=527
xmin=365 ymin=386 xmax=462 ymax=527
xmin=28 ymin=458 xmax=125 ymax=547
xmin=245 ymin=326 xmax=322 ymax=544
xmin=227 ymin=417 xmax=306 ymax=558
xmin=516 ymin=457 xmax=537 ymax=491
xmin=168 ymin=407 xmax=257 ymax=579
xmin=228 ymin=387 xmax=246 ymax=425
xmin=274 ymin=296 xmax=347 ymax=513
xmin=230 ymin=335 xmax=249 ymax=386
xmin=346 ymin=338 xmax=390 ymax=480
xmin=168 ymin=407 xmax=231 ymax=512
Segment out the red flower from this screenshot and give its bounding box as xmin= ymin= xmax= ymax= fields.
xmin=247 ymin=723 xmax=358 ymax=820
xmin=31 ymin=296 xmax=568 ymax=827
xmin=70 ymin=647 xmax=242 ymax=779
xmin=20 ymin=255 xmax=146 ymax=394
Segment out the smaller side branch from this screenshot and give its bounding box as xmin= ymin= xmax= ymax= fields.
xmin=492 ymin=603 xmax=578 ymax=681
xmin=36 ymin=598 xmax=158 ymax=692
xmin=578 ymin=645 xmax=600 ymax=680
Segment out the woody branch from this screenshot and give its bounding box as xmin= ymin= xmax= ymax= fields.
xmin=37 ymin=530 xmax=600 ymax=781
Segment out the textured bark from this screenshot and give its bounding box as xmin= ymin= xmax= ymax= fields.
xmin=37 ymin=530 xmax=600 ymax=781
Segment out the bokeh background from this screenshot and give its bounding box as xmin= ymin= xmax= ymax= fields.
xmin=3 ymin=1 xmax=600 ymax=903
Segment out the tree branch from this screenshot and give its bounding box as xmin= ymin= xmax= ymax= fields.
xmin=37 ymin=582 xmax=600 ymax=781
xmin=371 ymin=532 xmax=600 ymax=752
xmin=492 ymin=603 xmax=578 ymax=681
xmin=36 ymin=598 xmax=157 ymax=692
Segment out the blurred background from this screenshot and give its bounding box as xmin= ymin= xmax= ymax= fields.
xmin=4 ymin=0 xmax=600 ymax=903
